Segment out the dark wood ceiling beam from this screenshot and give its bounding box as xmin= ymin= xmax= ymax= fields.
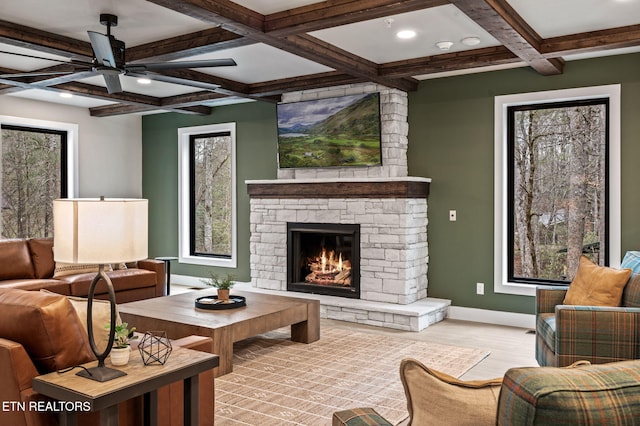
xmin=160 ymin=90 xmax=227 ymax=106
xmin=146 ymin=0 xmax=265 ymax=36
xmin=283 ymin=34 xmax=418 ymax=91
xmin=144 ymin=68 xmax=250 ymax=94
xmin=265 ymin=0 xmax=449 ymax=37
xmin=90 ymin=103 xmax=211 ymax=117
xmin=126 ymin=27 xmax=253 ymax=62
xmin=146 ymin=0 xmax=418 ymax=91
xmin=249 ymin=71 xmax=363 ymax=96
xmin=0 ymin=19 xmax=93 ymax=61
xmin=90 ymin=90 xmax=226 ymax=117
xmin=52 ymin=82 xmax=162 ymax=106
xmin=379 ymin=46 xmax=521 ymax=78
xmin=450 ymin=0 xmax=564 ymax=75
xmin=541 ymin=24 xmax=640 ymax=57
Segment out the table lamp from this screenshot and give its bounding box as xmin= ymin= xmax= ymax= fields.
xmin=53 ymin=197 xmax=148 ymax=382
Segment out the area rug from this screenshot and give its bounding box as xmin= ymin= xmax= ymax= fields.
xmin=215 ymin=326 xmax=490 ymax=425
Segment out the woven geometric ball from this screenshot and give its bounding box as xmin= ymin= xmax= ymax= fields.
xmin=138 ymin=331 xmax=172 ymax=365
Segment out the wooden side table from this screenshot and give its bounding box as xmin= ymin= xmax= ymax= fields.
xmin=32 ymin=346 xmax=218 ymax=426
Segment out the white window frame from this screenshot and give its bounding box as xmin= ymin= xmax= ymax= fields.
xmin=178 ymin=122 xmax=237 ymax=268
xmin=494 ymin=85 xmax=621 ymax=296
xmin=0 ymin=115 xmax=79 ymax=198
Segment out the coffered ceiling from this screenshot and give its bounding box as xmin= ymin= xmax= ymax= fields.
xmin=1 ymin=0 xmax=639 ymax=116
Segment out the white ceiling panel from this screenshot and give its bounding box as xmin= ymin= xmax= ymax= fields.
xmin=310 ymin=5 xmax=501 ymax=64
xmin=179 ymin=43 xmax=334 ymax=84
xmin=1 ymin=0 xmax=212 ymax=46
xmin=7 ymin=88 xmax=116 ymax=108
xmin=507 ymin=0 xmax=640 ymax=38
xmin=230 ymin=0 xmax=323 ymax=15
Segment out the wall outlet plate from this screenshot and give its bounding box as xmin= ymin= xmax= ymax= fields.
xmin=476 ymin=282 xmax=484 ymax=295
xmin=449 ymin=210 xmax=456 ymax=221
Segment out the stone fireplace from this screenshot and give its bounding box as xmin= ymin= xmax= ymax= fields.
xmin=245 ymin=83 xmax=449 ymax=331
xmin=247 ymin=178 xmax=430 ymax=305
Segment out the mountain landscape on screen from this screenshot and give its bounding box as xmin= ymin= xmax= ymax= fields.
xmin=277 ymin=93 xmax=382 ymax=168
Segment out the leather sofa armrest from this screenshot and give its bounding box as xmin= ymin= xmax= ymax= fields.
xmin=536 ymin=285 xmax=569 ymax=314
xmin=0 ymin=338 xmax=51 ymax=426
xmin=0 ymin=338 xmax=40 ymax=396
xmin=137 ymin=259 xmax=165 ymax=297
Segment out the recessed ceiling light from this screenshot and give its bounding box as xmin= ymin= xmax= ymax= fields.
xmin=59 ymin=92 xmax=73 ymax=98
xmin=461 ymin=37 xmax=481 ymax=46
xmin=137 ymin=78 xmax=152 ymax=85
xmin=396 ymin=30 xmax=416 ymax=40
xmin=435 ymin=41 xmax=454 ymax=51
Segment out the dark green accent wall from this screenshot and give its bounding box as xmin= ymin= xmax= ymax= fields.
xmin=142 ymin=102 xmax=277 ymax=281
xmin=409 ymin=53 xmax=640 ymax=314
xmin=143 ymin=52 xmax=640 ymax=314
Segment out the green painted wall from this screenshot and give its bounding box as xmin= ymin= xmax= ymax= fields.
xmin=142 ymin=52 xmax=640 ymax=314
xmin=142 ymin=101 xmax=277 ymax=281
xmin=408 ymin=53 xmax=640 ymax=314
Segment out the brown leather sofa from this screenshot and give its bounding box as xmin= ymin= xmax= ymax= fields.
xmin=0 ymin=289 xmax=214 ymax=426
xmin=0 ymin=238 xmax=164 ymax=303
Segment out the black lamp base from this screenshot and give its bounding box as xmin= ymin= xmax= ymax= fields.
xmin=76 ymin=366 xmax=127 ymax=382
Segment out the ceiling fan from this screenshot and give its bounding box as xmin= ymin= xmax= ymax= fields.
xmin=0 ymin=14 xmax=237 ymax=94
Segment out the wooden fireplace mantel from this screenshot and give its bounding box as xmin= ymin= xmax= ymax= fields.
xmin=246 ymin=177 xmax=430 ymax=199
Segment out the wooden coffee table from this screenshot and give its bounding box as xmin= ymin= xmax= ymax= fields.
xmin=119 ymin=289 xmax=320 ymax=377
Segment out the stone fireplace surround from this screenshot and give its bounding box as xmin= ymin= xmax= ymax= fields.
xmin=244 ymin=83 xmax=450 ymax=331
xmin=246 ymin=177 xmax=450 ymax=331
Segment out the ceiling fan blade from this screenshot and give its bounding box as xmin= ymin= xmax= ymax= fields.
xmin=127 ymin=71 xmax=221 ymax=91
xmin=125 ymin=58 xmax=237 ymax=73
xmin=0 ymin=50 xmax=93 ymax=68
xmin=0 ymin=71 xmax=75 ymax=78
xmin=103 ymin=73 xmax=122 ymax=94
xmin=88 ymin=30 xmax=118 ymax=68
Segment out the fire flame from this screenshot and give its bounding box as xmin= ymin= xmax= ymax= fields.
xmin=316 ymin=248 xmax=347 ymax=273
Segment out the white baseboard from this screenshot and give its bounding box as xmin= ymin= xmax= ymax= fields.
xmin=170 ymin=274 xmax=208 ymax=288
xmin=448 ymin=306 xmax=536 ymax=329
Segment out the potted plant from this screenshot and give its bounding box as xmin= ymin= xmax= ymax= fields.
xmin=201 ymin=271 xmax=235 ymax=301
xmin=107 ymin=322 xmax=138 ymax=366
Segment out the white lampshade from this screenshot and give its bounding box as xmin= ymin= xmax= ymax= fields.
xmin=53 ymin=198 xmax=148 ymax=264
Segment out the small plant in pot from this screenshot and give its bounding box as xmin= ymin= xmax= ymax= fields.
xmin=107 ymin=322 xmax=138 ymax=366
xmin=201 ymin=271 xmax=235 ymax=301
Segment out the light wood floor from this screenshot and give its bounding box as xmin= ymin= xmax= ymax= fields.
xmin=171 ymin=285 xmax=538 ymax=380
xmin=322 ymin=318 xmax=538 ymax=380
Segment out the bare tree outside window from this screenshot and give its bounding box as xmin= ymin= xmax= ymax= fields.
xmin=190 ymin=132 xmax=232 ymax=258
xmin=1 ymin=125 xmax=67 ymax=239
xmin=508 ymin=99 xmax=608 ymax=284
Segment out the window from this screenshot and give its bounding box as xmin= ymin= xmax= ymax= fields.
xmin=178 ymin=123 xmax=237 ymax=267
xmin=494 ymin=85 xmax=621 ymax=296
xmin=1 ymin=121 xmax=76 ymax=239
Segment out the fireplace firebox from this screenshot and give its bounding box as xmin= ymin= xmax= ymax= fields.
xmin=287 ymin=222 xmax=360 ymax=298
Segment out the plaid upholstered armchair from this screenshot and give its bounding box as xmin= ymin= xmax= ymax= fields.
xmin=536 ymin=273 xmax=640 ymax=367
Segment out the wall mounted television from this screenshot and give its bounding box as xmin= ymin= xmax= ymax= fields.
xmin=276 ymin=93 xmax=382 ymax=169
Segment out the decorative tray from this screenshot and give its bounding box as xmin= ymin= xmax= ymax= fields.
xmin=195 ymin=295 xmax=246 ymax=310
